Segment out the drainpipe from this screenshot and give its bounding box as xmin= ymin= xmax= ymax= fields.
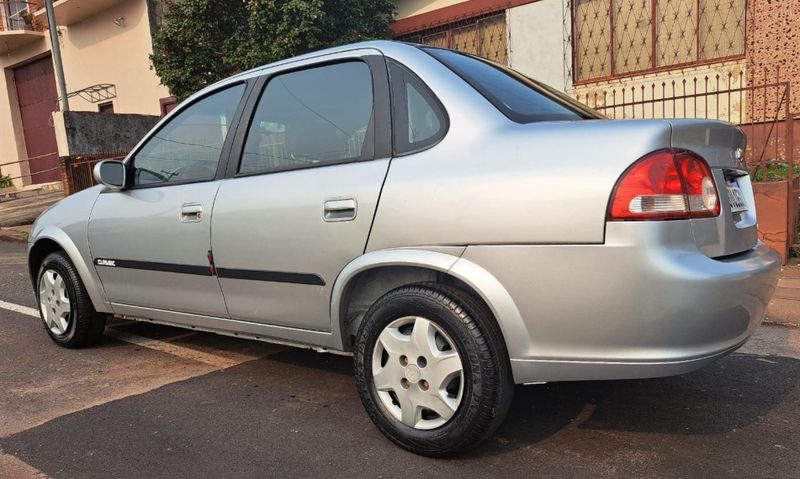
xmin=44 ymin=0 xmax=69 ymax=112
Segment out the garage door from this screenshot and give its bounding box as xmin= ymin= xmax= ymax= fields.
xmin=14 ymin=56 xmax=60 ymax=184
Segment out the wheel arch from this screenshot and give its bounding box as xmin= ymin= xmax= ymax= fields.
xmin=28 ymin=227 xmax=110 ymax=313
xmin=330 ymin=249 xmax=529 ymax=361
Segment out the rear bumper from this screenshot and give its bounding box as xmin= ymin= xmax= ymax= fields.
xmin=456 ymin=221 xmax=781 ymax=384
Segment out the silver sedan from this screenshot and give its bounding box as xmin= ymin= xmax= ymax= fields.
xmin=28 ymin=41 xmax=780 ymax=456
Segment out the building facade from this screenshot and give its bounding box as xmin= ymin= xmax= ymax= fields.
xmin=0 ymin=0 xmax=169 ymax=187
xmin=394 ymin=0 xmax=800 ymax=253
xmin=393 ymin=0 xmax=799 ymax=123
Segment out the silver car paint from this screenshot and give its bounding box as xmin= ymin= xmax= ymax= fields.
xmin=27 ymin=41 xmax=781 ymax=384
xmin=211 ymin=159 xmax=390 ymax=331
xmin=88 ymin=181 xmax=228 ymax=317
xmin=670 ymin=120 xmax=758 ymax=257
xmin=458 ymin=222 xmax=779 ymax=383
xmin=367 ymin=118 xmax=673 ymax=249
xmin=28 ymin=186 xmax=110 ymax=312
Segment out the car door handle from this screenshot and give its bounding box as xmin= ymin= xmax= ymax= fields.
xmin=323 ymin=199 xmax=357 ymax=222
xmin=180 ymin=203 xmax=203 ymax=223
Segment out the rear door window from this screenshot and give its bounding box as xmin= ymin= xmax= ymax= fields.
xmin=238 ymin=61 xmax=375 ymax=175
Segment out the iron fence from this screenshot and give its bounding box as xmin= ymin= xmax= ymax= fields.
xmin=60 ymin=152 xmax=126 ymax=196
xmin=396 ymin=11 xmax=508 ymax=65
xmin=0 ymin=1 xmax=43 ymax=32
xmin=575 ymin=67 xmax=799 ymax=247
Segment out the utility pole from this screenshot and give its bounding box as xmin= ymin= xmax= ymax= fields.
xmin=44 ymin=0 xmax=69 ymax=112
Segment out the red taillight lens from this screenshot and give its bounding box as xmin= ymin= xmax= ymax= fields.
xmin=608 ymin=149 xmax=720 ymax=220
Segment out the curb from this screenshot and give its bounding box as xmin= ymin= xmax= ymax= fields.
xmin=764 ymin=319 xmax=800 ymax=329
xmin=0 ymin=229 xmax=28 ymax=243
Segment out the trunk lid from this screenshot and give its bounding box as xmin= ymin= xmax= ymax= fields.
xmin=669 ymin=119 xmax=757 ymax=257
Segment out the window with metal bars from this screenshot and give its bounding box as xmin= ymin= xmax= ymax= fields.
xmin=397 ymin=12 xmax=508 ymax=65
xmin=573 ymin=0 xmax=746 ymax=83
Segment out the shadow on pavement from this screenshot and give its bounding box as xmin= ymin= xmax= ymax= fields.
xmin=471 ymin=353 xmax=800 ymax=457
xmin=2 ymin=347 xmax=798 ymax=477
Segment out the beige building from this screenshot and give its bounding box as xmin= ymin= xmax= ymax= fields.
xmin=0 ymin=0 xmax=169 ymax=187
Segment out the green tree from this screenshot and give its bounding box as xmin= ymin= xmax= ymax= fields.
xmin=151 ymin=0 xmax=396 ymax=101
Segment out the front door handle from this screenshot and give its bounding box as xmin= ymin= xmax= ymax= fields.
xmin=324 ymin=198 xmax=357 ymax=222
xmin=180 ymin=203 xmax=203 ymax=223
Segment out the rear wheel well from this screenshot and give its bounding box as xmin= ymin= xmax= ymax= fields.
xmin=28 ymin=239 xmax=64 ymax=289
xmin=338 ymin=266 xmax=501 ymax=351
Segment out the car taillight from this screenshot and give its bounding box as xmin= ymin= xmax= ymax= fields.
xmin=608 ymin=149 xmax=720 ymax=220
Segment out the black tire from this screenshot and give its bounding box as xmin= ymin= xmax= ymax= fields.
xmin=354 ymin=283 xmax=514 ymax=456
xmin=36 ymin=251 xmax=107 ymax=348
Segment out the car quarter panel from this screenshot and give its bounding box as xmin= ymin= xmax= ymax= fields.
xmin=28 ymin=186 xmax=111 ymax=313
xmin=457 ymin=221 xmax=780 ymax=383
xmin=367 ymin=115 xmax=673 ymax=249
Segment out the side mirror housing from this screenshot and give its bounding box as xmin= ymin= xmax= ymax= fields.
xmin=93 ymin=160 xmax=126 ymax=191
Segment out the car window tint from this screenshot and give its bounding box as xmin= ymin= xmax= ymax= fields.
xmin=131 ymin=85 xmax=244 ymax=186
xmin=389 ymin=61 xmax=447 ymax=155
xmin=239 ymin=62 xmax=374 ymax=175
xmin=423 ymin=47 xmax=597 ymax=123
xmin=406 ymin=79 xmax=441 ymax=144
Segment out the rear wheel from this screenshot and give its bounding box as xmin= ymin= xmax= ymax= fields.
xmin=354 ymin=283 xmax=513 ymax=456
xmin=37 ymin=251 xmax=106 ymax=348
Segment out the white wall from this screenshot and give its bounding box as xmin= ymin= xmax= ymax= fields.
xmin=395 ymin=0 xmax=469 ymax=20
xmin=508 ymin=0 xmax=570 ymax=91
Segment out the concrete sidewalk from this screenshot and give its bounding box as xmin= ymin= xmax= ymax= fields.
xmin=766 ymin=263 xmax=800 ymax=328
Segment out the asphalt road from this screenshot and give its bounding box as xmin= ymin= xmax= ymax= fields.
xmin=1 ymin=240 xmax=799 ymax=478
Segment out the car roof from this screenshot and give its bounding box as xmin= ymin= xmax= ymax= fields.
xmin=222 ymin=40 xmax=416 ymax=84
xmin=176 ymin=40 xmax=419 ymax=106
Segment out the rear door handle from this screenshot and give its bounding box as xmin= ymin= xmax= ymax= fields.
xmin=180 ymin=203 xmax=203 ymax=223
xmin=324 ymin=198 xmax=357 ymax=222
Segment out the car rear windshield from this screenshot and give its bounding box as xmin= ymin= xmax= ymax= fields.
xmin=422 ymin=47 xmax=602 ymax=123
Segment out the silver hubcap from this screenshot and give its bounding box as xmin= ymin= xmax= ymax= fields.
xmin=372 ymin=316 xmax=464 ymax=430
xmin=38 ymin=269 xmax=71 ymax=335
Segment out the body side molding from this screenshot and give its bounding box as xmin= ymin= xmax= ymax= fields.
xmin=92 ymin=258 xmax=326 ymax=286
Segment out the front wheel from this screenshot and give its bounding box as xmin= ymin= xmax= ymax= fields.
xmin=354 ymin=284 xmax=513 ymax=456
xmin=37 ymin=251 xmax=107 ymax=348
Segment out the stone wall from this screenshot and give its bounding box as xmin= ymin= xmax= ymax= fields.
xmin=746 ymin=0 xmax=800 ymax=119
xmin=54 ymin=111 xmax=159 ymax=157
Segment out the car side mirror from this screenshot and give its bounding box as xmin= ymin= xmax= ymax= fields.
xmin=93 ymin=160 xmax=126 ymax=191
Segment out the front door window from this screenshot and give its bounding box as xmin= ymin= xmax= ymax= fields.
xmin=131 ymin=84 xmax=245 ymax=186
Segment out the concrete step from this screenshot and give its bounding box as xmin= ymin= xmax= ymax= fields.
xmin=0 ymin=192 xmax=64 ymax=228
xmin=0 ymin=225 xmax=30 ymax=243
xmin=0 ymin=182 xmax=63 ymax=202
